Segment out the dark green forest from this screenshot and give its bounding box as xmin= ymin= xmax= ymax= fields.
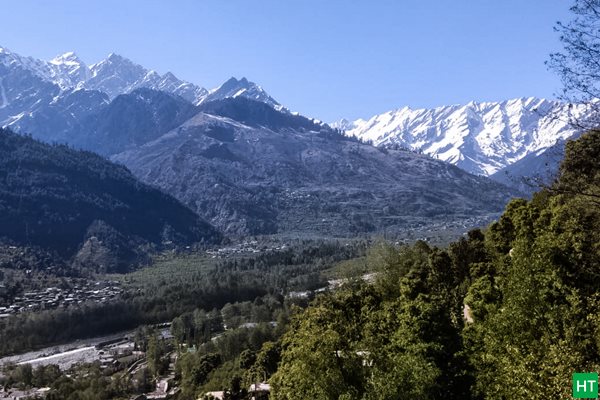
xmin=0 ymin=128 xmax=219 ymax=273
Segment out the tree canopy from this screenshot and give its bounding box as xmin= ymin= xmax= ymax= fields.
xmin=269 ymin=129 xmax=600 ymax=399
xmin=548 ymin=0 xmax=600 ymax=128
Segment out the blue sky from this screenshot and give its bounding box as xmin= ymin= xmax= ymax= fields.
xmin=2 ymin=0 xmax=572 ymax=121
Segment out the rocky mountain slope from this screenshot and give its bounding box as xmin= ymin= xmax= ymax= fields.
xmin=68 ymin=88 xmax=199 ymax=156
xmin=112 ymin=97 xmax=518 ymax=236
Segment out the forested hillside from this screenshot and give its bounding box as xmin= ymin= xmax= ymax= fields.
xmin=0 ymin=128 xmax=220 ymax=273
xmin=259 ymin=130 xmax=600 ymax=399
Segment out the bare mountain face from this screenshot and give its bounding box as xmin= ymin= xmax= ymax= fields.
xmin=68 ymin=88 xmax=199 ymax=156
xmin=336 ymin=98 xmax=587 ymax=180
xmin=112 ymin=97 xmax=518 ymax=236
xmin=61 ymin=87 xmax=291 ymax=157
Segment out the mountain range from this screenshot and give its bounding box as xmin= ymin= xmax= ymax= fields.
xmin=0 ymin=45 xmax=280 ymax=143
xmin=0 ymin=45 xmax=532 ymax=240
xmin=2 ymin=44 xmax=584 ymax=190
xmin=335 ymin=98 xmax=587 ymax=187
xmin=111 ymin=96 xmax=516 ymax=236
xmin=0 ymin=46 xmax=280 ymax=106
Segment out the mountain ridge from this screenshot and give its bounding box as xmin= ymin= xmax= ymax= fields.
xmin=336 ymin=97 xmax=586 ymax=176
xmin=0 ymin=45 xmax=279 ymax=108
xmin=111 ymin=97 xmax=519 ymax=237
xmin=0 ymin=45 xmax=284 ymax=146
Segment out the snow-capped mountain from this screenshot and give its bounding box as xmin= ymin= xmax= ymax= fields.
xmin=0 ymin=44 xmax=521 ymax=238
xmin=0 ymin=46 xmax=84 ymax=90
xmin=0 ymin=46 xmax=209 ymax=104
xmin=337 ymin=98 xmax=585 ymax=176
xmin=201 ymin=77 xmax=284 ymax=111
xmin=0 ymin=45 xmax=284 ymax=142
xmin=0 ymin=45 xmax=283 ymax=110
xmin=48 ymin=52 xmax=91 ymax=87
xmin=86 ymin=53 xmax=208 ymax=103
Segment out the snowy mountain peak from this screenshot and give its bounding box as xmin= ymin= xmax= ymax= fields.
xmin=203 ymin=76 xmax=284 ymax=111
xmin=49 ymin=51 xmax=89 ymax=86
xmin=340 ymin=97 xmax=585 ymax=176
xmin=90 ymin=53 xmax=143 ymax=74
xmin=0 ymin=46 xmax=15 ymax=66
xmin=50 ymin=51 xmax=82 ymax=65
xmin=145 ymin=70 xmax=160 ymax=79
xmin=85 ymin=54 xmax=149 ymax=98
xmin=0 ymin=45 xmax=17 ymax=58
xmin=211 ymin=77 xmax=252 ymax=94
xmin=331 ymin=118 xmax=356 ymax=131
xmin=106 ymin=52 xmax=129 ymax=63
xmin=162 ymin=71 xmax=177 ymax=81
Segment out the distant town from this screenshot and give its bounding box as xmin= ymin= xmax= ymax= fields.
xmin=0 ymin=281 xmax=122 ymax=318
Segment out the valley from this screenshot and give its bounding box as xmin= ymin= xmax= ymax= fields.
xmin=1 ymin=2 xmax=599 ymax=396
xmin=0 ymin=239 xmax=369 ymax=399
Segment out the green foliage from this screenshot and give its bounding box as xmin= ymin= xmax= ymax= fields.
xmin=146 ymin=330 xmax=169 ymax=377
xmin=199 ymin=359 xmax=242 ymax=393
xmin=559 ymin=130 xmax=600 ymax=189
xmin=270 ymin=130 xmax=600 ymax=399
xmin=0 ymin=240 xmax=362 ymax=357
xmin=271 ymin=240 xmax=473 ymax=399
xmin=45 ymin=364 xmax=129 ymax=400
xmin=463 ymin=130 xmax=600 ymax=399
xmin=271 ymin=290 xmax=372 ymax=400
xmin=250 ymin=341 xmax=280 ymax=381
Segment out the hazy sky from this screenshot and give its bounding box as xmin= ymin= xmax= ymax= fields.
xmin=1 ymin=0 xmax=572 ymax=121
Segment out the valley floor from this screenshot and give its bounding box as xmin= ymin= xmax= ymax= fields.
xmin=0 ymin=326 xmax=169 ymax=372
